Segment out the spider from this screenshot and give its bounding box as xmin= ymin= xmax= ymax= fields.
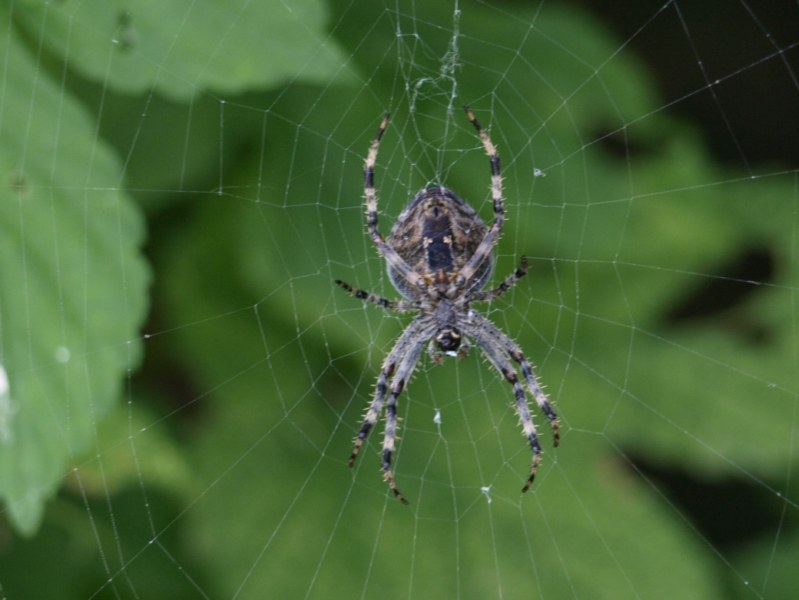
xmin=336 ymin=107 xmax=560 ymax=505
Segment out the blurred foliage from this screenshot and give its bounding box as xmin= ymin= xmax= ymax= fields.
xmin=1 ymin=0 xmax=797 ymax=598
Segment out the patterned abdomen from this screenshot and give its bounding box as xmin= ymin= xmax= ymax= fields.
xmin=387 ymin=187 xmax=493 ymax=298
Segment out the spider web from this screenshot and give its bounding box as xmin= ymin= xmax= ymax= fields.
xmin=1 ymin=0 xmax=798 ymax=598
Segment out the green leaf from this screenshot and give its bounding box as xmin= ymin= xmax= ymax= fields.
xmin=0 ymin=8 xmax=149 ymax=535
xmin=14 ymin=0 xmax=357 ymax=100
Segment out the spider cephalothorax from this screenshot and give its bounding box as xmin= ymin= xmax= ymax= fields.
xmin=336 ymin=107 xmax=560 ymax=504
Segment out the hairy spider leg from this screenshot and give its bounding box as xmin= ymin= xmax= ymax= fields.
xmin=449 ymin=107 xmax=505 ymax=296
xmin=334 ymin=279 xmax=417 ymax=312
xmin=349 ymin=318 xmax=434 ymax=504
xmin=381 ymin=329 xmax=431 ymax=505
xmin=466 ymin=313 xmax=558 ymax=492
xmin=364 ymin=114 xmax=426 ymax=291
xmin=476 ymin=314 xmax=560 ymax=448
xmin=471 ymin=256 xmax=529 ymax=303
xmin=510 ymin=348 xmax=560 ymax=447
xmin=472 ymin=312 xmax=560 ymax=445
xmin=471 ymin=329 xmax=541 ymax=490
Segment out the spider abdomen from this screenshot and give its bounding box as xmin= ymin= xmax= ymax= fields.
xmin=387 ymin=187 xmax=493 ymax=298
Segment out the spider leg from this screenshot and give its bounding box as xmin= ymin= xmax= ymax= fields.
xmin=448 ymin=107 xmax=505 ymax=296
xmin=335 ymin=279 xmax=417 ymax=312
xmin=349 ymin=317 xmax=433 ymax=505
xmin=509 ymin=350 xmax=560 ymax=447
xmin=381 ymin=334 xmax=428 ymax=505
xmin=465 ymin=313 xmax=559 ymax=492
xmin=363 ymin=114 xmax=426 ymax=291
xmin=470 ymin=329 xmax=542 ymax=491
xmin=471 ymin=256 xmax=528 ymax=303
xmin=473 ymin=313 xmax=560 ymax=445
